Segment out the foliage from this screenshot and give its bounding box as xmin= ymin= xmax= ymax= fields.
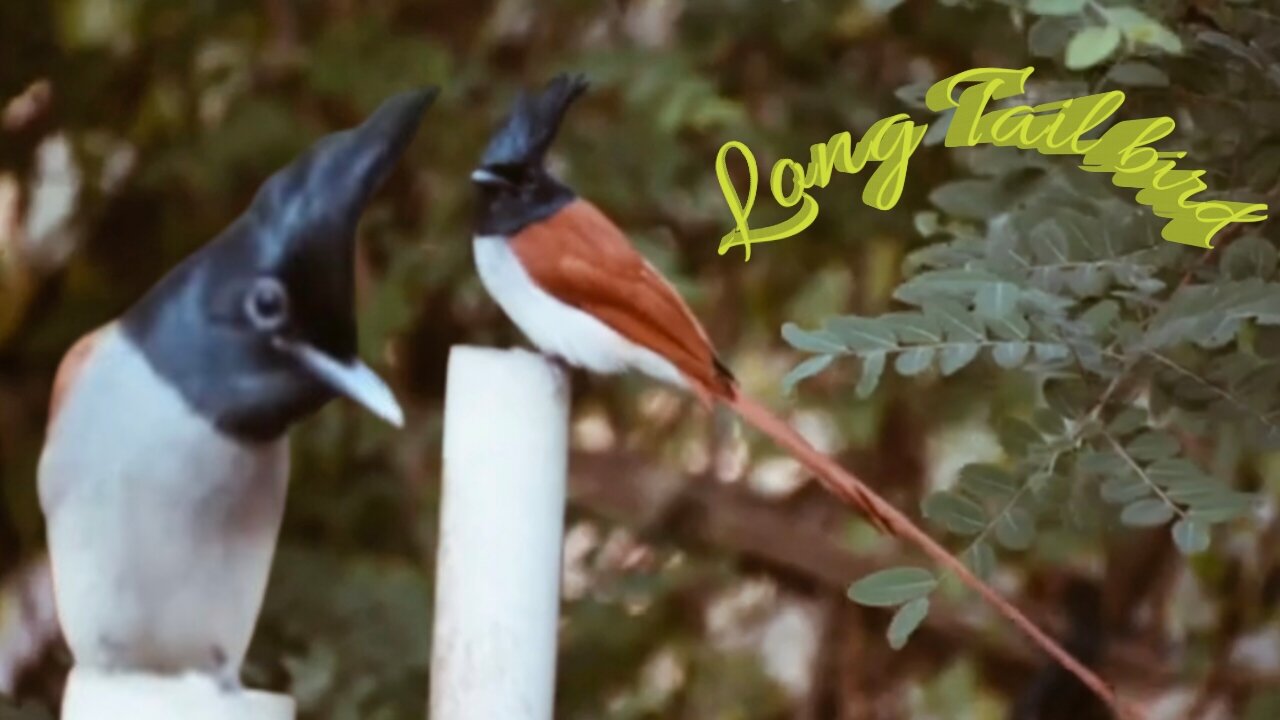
xmin=780 ymin=0 xmax=1280 ymax=672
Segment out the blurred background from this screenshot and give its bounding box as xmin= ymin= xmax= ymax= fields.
xmin=3 ymin=1 xmax=1280 ymax=718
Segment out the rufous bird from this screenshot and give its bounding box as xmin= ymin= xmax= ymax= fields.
xmin=37 ymin=86 xmax=435 ymax=686
xmin=469 ymin=74 xmax=893 ymax=534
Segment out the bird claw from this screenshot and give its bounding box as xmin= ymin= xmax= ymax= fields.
xmin=211 ymin=647 xmax=241 ymax=693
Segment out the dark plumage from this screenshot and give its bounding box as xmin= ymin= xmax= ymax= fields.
xmin=123 ymin=86 xmax=437 ymax=440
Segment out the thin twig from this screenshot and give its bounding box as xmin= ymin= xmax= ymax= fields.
xmin=1103 ymin=432 xmax=1188 ymax=520
xmin=1146 ymin=351 xmax=1279 ymax=433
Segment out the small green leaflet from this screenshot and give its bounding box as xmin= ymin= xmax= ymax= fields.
xmin=782 ymin=355 xmax=834 ymax=394
xmin=847 ymin=566 xmax=938 ymax=607
xmin=1121 ymin=498 xmax=1176 ymax=527
xmin=995 ymin=506 xmax=1036 ymax=550
xmin=1028 ymin=0 xmax=1086 ymax=16
xmin=1066 ymin=24 xmax=1122 ymax=70
xmin=923 ymin=491 xmax=987 ymax=535
xmin=888 ymin=597 xmax=930 ymax=650
xmin=1172 ymin=518 xmax=1211 ymax=555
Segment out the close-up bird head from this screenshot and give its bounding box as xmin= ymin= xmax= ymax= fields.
xmin=119 ymin=86 xmax=438 ymax=441
xmin=472 ymin=73 xmax=589 ymax=236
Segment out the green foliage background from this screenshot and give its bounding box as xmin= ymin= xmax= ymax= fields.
xmin=3 ymin=0 xmax=1280 ymax=718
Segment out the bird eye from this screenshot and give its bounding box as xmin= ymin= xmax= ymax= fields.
xmin=244 ymin=277 xmax=289 ymax=331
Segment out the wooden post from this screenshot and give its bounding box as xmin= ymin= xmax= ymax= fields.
xmin=429 ymin=346 xmax=570 ymax=720
xmin=61 ymin=669 xmax=294 ymax=720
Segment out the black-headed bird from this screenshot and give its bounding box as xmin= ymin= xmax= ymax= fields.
xmin=466 ymin=77 xmax=1134 ymax=717
xmin=37 ymin=86 xmax=436 ymax=686
xmin=468 ymin=74 xmax=893 ymax=534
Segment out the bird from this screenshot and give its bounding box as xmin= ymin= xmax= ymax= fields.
xmin=468 ymin=74 xmax=894 ymax=534
xmin=465 ymin=77 xmax=1135 ymax=718
xmin=36 ymin=85 xmax=436 ymax=687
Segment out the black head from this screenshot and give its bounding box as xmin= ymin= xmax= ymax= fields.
xmin=472 ymin=73 xmax=588 ymax=236
xmin=121 ymin=86 xmax=437 ymax=441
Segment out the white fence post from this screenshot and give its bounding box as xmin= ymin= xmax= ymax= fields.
xmin=61 ymin=669 xmax=294 ymax=720
xmin=429 ymin=346 xmax=570 ymax=720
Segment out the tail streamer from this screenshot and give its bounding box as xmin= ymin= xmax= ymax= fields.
xmin=726 ymin=391 xmax=1137 ymax=720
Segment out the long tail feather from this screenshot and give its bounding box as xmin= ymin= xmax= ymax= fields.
xmin=724 ymin=390 xmax=1134 ymax=719
xmin=727 ymin=392 xmax=894 ymax=534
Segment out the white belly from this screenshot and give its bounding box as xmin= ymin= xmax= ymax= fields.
xmin=473 ymin=234 xmax=685 ymax=388
xmin=38 ymin=327 xmax=288 ymax=678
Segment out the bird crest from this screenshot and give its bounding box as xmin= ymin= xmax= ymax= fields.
xmin=480 ymin=73 xmax=589 ymax=170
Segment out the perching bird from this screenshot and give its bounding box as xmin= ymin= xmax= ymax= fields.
xmin=469 ymin=75 xmax=893 ymax=534
xmin=37 ymin=86 xmax=436 ymax=686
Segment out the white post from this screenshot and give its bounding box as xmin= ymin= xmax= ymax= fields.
xmin=429 ymin=346 xmax=570 ymax=720
xmin=61 ymin=669 xmax=294 ymax=720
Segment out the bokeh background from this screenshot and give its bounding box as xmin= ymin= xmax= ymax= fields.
xmin=4 ymin=1 xmax=1280 ymax=718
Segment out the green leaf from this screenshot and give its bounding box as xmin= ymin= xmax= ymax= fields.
xmin=1079 ymin=450 xmax=1127 ymax=475
xmin=1080 ymin=300 xmax=1121 ymax=336
xmin=827 ymin=317 xmax=898 ymax=352
xmin=1067 ymin=265 xmax=1109 ymax=297
xmin=857 ymin=352 xmax=887 ymax=399
xmin=1186 ymin=492 xmax=1256 ymax=522
xmin=930 ymin=300 xmax=985 ymax=343
xmin=922 ymin=491 xmax=987 ymax=535
xmin=1145 ymin=458 xmax=1211 ymax=488
xmin=959 ymin=464 xmax=1017 ymax=500
xmin=940 ymin=344 xmax=981 ymax=376
xmin=866 ymin=0 xmax=906 ymax=13
xmin=847 ymin=567 xmax=937 ymax=607
xmin=991 ymin=341 xmax=1030 ymax=369
xmin=1101 ymin=475 xmax=1150 ymax=504
xmin=1065 ymin=24 xmax=1122 ymax=70
xmin=782 ymin=322 xmax=844 ymax=353
xmin=929 ymin=179 xmax=1005 ymax=220
xmin=1146 ymin=280 xmax=1280 ymax=349
xmin=1045 ymin=378 xmax=1091 ymax=418
xmin=1121 ymin=498 xmax=1176 ymax=527
xmin=1125 ymin=431 xmax=1179 ymax=461
xmin=995 ymin=507 xmax=1036 ymax=550
xmin=1033 ymin=343 xmax=1071 ymax=363
xmin=965 ymin=541 xmax=996 ymax=580
xmin=1172 ymin=518 xmax=1211 ymax=555
xmin=896 ymin=269 xmax=1005 ymax=306
xmin=782 ymin=355 xmax=834 ymax=394
xmin=976 ymin=282 xmax=1019 ymax=319
xmin=1028 ymin=0 xmax=1086 ymax=16
xmin=923 ymin=108 xmax=954 ymax=147
xmin=999 ymin=418 xmax=1044 ymax=456
xmin=1033 ymin=408 xmax=1066 ymax=436
xmin=1222 ymin=235 xmax=1278 ymax=280
xmin=987 ymin=312 xmax=1031 ymax=341
xmin=1163 ymin=482 xmax=1221 ymax=504
xmin=894 ymin=347 xmax=935 ymax=376
xmin=913 ymin=210 xmax=940 ymax=236
xmin=883 ymin=313 xmax=943 ymax=343
xmin=1030 ymin=16 xmax=1078 ymax=58
xmin=1107 ymin=408 xmax=1147 ymax=436
xmin=887 ymin=597 xmax=930 ymax=650
xmin=1106 ymin=7 xmax=1183 ymax=53
xmin=1107 ymin=61 xmax=1170 ymax=87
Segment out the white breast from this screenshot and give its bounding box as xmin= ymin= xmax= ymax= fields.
xmin=473 ymin=234 xmax=686 ymax=388
xmin=38 ymin=326 xmax=288 ymax=679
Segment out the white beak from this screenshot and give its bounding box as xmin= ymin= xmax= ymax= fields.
xmin=470 ymin=168 xmax=508 ymax=186
xmin=276 ymin=339 xmax=405 ymax=428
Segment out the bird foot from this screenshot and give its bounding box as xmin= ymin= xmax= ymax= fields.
xmin=211 ymin=647 xmax=241 ymax=693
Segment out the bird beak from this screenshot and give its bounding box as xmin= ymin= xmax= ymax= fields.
xmin=471 ymin=168 xmax=510 ymax=187
xmin=275 ymin=339 xmax=405 ymax=428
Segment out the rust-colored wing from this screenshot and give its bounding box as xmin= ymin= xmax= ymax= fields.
xmin=47 ymin=324 xmax=109 ymax=431
xmin=511 ymin=199 xmax=734 ymax=398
